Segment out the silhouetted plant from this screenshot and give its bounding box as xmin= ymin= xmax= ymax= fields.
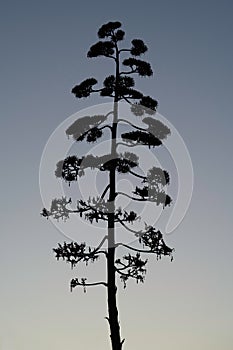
xmin=41 ymin=21 xmax=174 ymax=350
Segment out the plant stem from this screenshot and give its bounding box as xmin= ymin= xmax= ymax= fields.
xmin=107 ymin=40 xmax=124 ymax=350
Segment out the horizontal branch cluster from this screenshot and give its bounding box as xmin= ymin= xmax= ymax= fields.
xmin=144 ymin=166 xmax=170 ymax=187
xmin=41 ymin=197 xmax=71 ymax=221
xmin=41 ymin=196 xmax=140 ymax=225
xmin=115 ymin=253 xmax=147 ymax=288
xmin=130 ymin=96 xmax=158 ymax=116
xmin=122 ymin=58 xmax=153 ymax=77
xmin=114 ymin=224 xmax=173 ymax=287
xmin=137 ymin=224 xmax=174 ymax=258
xmin=72 ymin=78 xmax=98 ymax=98
xmin=115 ymin=165 xmax=172 ymax=207
xmin=87 ymin=41 xmax=115 ymax=58
xmin=53 ymin=241 xmax=104 ymax=268
xmin=101 ymin=75 xmax=143 ymax=100
xmin=100 ymin=152 xmax=138 ymax=173
xmin=121 ymin=130 xmax=162 ymax=148
xmin=55 ymin=152 xmax=139 ymax=185
xmin=142 ymin=117 xmax=171 ymax=140
xmin=133 ymin=186 xmax=172 ymax=207
xmin=78 ymin=198 xmax=141 ymax=224
xmin=66 ymin=114 xmax=109 ymax=141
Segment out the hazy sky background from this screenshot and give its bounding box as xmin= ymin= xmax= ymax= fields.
xmin=1 ymin=1 xmax=233 ymax=349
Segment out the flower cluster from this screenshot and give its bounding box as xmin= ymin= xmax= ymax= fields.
xmin=115 ymin=253 xmax=147 ymax=288
xmin=142 ymin=117 xmax=171 ymax=140
xmin=121 ymin=130 xmax=162 ymax=148
xmin=133 ymin=185 xmax=172 ymax=207
xmin=53 ymin=241 xmax=100 ymax=268
xmin=137 ymin=224 xmax=174 ymax=259
xmin=66 ymin=114 xmax=108 ymax=141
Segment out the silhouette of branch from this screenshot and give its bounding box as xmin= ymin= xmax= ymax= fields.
xmin=115 ymin=253 xmax=147 ymax=288
xmin=66 ymin=114 xmax=112 ymax=142
xmin=119 ymin=40 xmax=148 ymax=56
xmin=116 ymin=192 xmax=147 ymax=201
xmin=100 ymin=125 xmax=113 ymax=132
xmin=53 ymin=240 xmax=107 ymax=270
xmin=119 ymin=49 xmax=131 ymax=53
xmin=77 ymin=124 xmax=112 ymax=143
xmin=116 ymin=142 xmax=144 ymax=148
xmin=142 ymin=117 xmax=171 ymax=140
xmin=132 ymin=186 xmax=172 ymax=207
xmin=115 ymin=210 xmax=140 ymax=224
xmin=87 ymin=41 xmax=115 ymax=59
xmin=123 ymin=94 xmax=132 ymax=102
xmin=78 ymin=202 xmax=109 ymax=223
xmin=120 ymin=69 xmax=137 ymax=75
xmin=122 ymin=58 xmax=153 ymax=77
xmin=101 ymin=184 xmax=111 ymax=199
xmin=95 ymin=235 xmax=108 ymax=252
xmin=116 ymin=243 xmax=155 ymax=254
xmin=115 ymin=269 xmax=145 ymax=287
xmin=128 ymin=170 xmax=147 ymax=180
xmin=117 ymin=219 xmax=143 ymax=235
xmin=117 ymin=225 xmax=174 ymax=259
xmin=117 ymin=118 xmax=147 ymax=132
xmin=70 ymin=278 xmax=108 ymax=293
xmin=116 ymin=190 xmax=171 ymax=207
xmin=121 ymin=130 xmax=162 ymax=148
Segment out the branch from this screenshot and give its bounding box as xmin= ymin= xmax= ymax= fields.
xmin=53 ymin=238 xmax=108 ymax=269
xmin=101 ymin=184 xmax=110 ymax=199
xmin=120 ymin=69 xmax=137 ymax=75
xmin=116 ymin=243 xmax=154 ymax=254
xmin=115 ymin=253 xmax=147 ymax=288
xmin=121 ymin=96 xmax=132 ymax=104
xmin=128 ymin=170 xmax=147 ymax=180
xmin=92 ymin=88 xmax=105 ymax=93
xmin=116 ymin=142 xmax=143 ymax=148
xmin=118 ymin=118 xmax=147 ymax=132
xmin=81 ymin=204 xmax=109 ymax=222
xmin=104 ymin=55 xmax=116 ymax=60
xmin=93 ymin=235 xmax=108 ymax=254
xmin=82 ymin=281 xmax=107 ymax=287
xmin=117 ymin=219 xmax=143 ymax=235
xmin=70 ymin=278 xmax=108 ymax=292
xmin=76 ymin=124 xmax=112 ymax=142
xmin=119 ymin=48 xmax=131 ymax=53
xmin=100 ymin=124 xmax=113 ymax=132
xmin=116 ymin=191 xmax=147 ymax=201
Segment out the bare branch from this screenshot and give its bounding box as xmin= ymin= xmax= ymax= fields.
xmin=120 ymin=69 xmax=137 ymax=75
xmin=128 ymin=170 xmax=147 ymax=180
xmin=94 ymin=235 xmax=108 ymax=253
xmin=116 ymin=242 xmax=154 ymax=254
xmin=116 ymin=142 xmax=143 ymax=148
xmin=105 ymin=55 xmax=116 ymax=60
xmin=117 ymin=219 xmax=143 ymax=235
xmin=118 ymin=118 xmax=147 ymax=132
xmin=116 ymin=191 xmax=147 ymax=201
xmin=101 ymin=185 xmax=110 ymax=199
xmin=70 ymin=278 xmax=108 ymax=292
xmin=83 ymin=281 xmax=107 ymax=287
xmin=121 ymin=96 xmax=132 ymax=104
xmin=119 ymin=48 xmax=131 ymax=53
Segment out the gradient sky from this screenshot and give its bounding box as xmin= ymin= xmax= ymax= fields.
xmin=1 ymin=1 xmax=233 ymax=349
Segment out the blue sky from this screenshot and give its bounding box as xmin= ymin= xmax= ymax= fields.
xmin=0 ymin=1 xmax=233 ymax=349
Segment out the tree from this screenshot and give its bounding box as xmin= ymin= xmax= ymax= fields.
xmin=41 ymin=21 xmax=174 ymax=350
